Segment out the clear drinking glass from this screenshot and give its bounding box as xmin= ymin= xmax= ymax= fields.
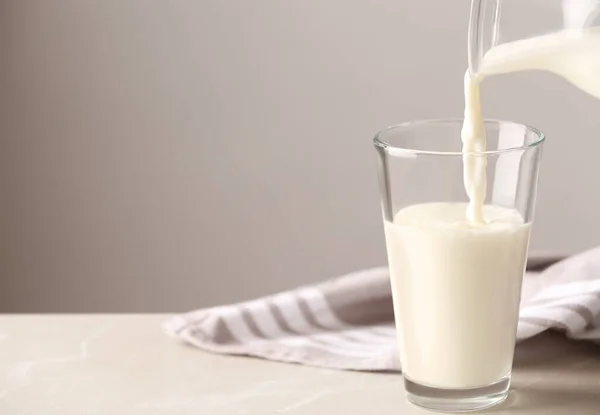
xmin=468 ymin=0 xmax=600 ymax=74
xmin=374 ymin=119 xmax=544 ymax=412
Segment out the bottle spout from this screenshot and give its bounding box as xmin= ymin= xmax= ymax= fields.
xmin=468 ymin=0 xmax=500 ymax=75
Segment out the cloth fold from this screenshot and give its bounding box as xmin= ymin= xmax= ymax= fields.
xmin=165 ymin=249 xmax=600 ymax=371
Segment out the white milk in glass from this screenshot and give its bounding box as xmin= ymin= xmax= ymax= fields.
xmin=385 ymin=203 xmax=530 ymax=388
xmin=386 ymin=28 xmax=599 ymax=388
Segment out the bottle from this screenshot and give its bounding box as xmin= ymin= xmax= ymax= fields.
xmin=468 ymin=0 xmax=600 ymax=98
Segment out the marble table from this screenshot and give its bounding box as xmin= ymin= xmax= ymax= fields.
xmin=0 ymin=314 xmax=598 ymax=414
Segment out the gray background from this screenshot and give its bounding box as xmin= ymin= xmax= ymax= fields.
xmin=1 ymin=0 xmax=599 ymax=312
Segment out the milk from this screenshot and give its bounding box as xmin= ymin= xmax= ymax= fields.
xmin=385 ymin=203 xmax=530 ymax=388
xmin=461 ymin=71 xmax=487 ymax=224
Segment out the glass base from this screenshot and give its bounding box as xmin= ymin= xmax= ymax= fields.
xmin=404 ymin=375 xmax=510 ymax=413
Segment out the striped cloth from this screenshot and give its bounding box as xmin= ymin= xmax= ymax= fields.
xmin=164 ymin=248 xmax=600 ymax=371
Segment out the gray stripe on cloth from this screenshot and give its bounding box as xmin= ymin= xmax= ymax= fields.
xmin=296 ymin=296 xmax=331 ymax=331
xmin=240 ymin=307 xmax=269 ymax=338
xmin=320 ymin=268 xmax=394 ymax=326
xmin=193 ymin=314 xmax=238 ymax=345
xmin=520 ymin=316 xmax=571 ymax=333
xmin=268 ymin=301 xmax=303 ymax=336
xmin=558 ymin=304 xmax=597 ymax=326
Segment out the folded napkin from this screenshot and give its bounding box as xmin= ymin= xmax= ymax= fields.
xmin=165 ymin=249 xmax=600 ymax=371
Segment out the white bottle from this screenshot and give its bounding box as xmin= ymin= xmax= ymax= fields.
xmin=469 ymin=0 xmax=600 ymax=99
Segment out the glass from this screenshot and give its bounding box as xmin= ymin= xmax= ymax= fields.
xmin=374 ymin=119 xmax=544 ymax=412
xmin=468 ymin=0 xmax=600 ymax=73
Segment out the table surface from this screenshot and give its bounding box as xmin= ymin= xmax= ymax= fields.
xmin=0 ymin=314 xmax=598 ymax=414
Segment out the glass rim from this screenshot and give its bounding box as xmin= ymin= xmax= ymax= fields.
xmin=373 ymin=118 xmax=545 ymax=157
